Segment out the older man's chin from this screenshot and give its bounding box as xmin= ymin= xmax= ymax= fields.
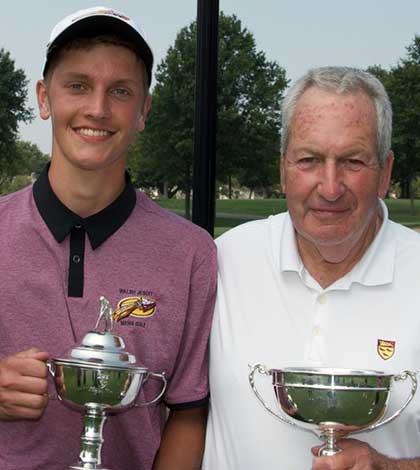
xmin=295 ymin=224 xmax=375 ymax=264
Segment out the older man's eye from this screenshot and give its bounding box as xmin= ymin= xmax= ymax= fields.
xmin=343 ymin=159 xmax=365 ymax=171
xmin=296 ymin=157 xmax=320 ymax=169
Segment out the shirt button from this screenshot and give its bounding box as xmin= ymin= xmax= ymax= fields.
xmin=72 ymin=255 xmax=81 ymax=264
xmin=312 ymin=326 xmax=321 ymax=336
xmin=318 ymin=295 xmax=327 ymax=305
xmin=74 ymin=223 xmax=82 ymax=229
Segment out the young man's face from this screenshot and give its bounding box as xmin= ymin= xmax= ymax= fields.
xmin=37 ymin=43 xmax=151 ymax=173
xmin=281 ymin=87 xmax=393 ymax=261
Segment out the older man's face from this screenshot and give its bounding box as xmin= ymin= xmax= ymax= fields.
xmin=281 ymin=87 xmax=393 ymax=261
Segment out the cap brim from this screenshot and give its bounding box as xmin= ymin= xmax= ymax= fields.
xmin=44 ymin=15 xmax=153 ymax=86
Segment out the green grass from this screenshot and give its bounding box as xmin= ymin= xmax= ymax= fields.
xmin=156 ymin=198 xmax=420 ymax=237
xmin=382 ymin=199 xmax=420 ymax=226
xmin=214 ymin=227 xmax=229 ymax=238
xmin=216 ymin=199 xmax=288 ymax=216
xmin=156 ymin=198 xmax=287 ymax=216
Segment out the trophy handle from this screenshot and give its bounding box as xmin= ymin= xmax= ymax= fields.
xmin=136 ymin=372 xmax=167 ymax=407
xmin=359 ymin=370 xmax=418 ymax=433
xmin=248 ymin=363 xmax=315 ymax=435
xmin=45 ymin=361 xmax=59 ymax=401
xmin=46 ymin=360 xmax=55 ymax=377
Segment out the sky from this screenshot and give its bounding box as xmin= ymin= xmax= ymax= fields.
xmin=2 ymin=0 xmax=420 ymax=154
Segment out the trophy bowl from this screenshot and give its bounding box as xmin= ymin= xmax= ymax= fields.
xmin=249 ymin=364 xmax=417 ymax=456
xmin=48 ymin=297 xmax=167 ymax=470
xmin=49 ymin=359 xmax=150 ymax=412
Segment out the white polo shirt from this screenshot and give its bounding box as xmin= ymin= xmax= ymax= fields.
xmin=203 ymin=201 xmax=420 ymax=470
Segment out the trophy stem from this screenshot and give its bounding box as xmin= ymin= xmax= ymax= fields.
xmin=69 ymin=404 xmax=109 ymax=470
xmin=319 ymin=429 xmax=341 ymax=456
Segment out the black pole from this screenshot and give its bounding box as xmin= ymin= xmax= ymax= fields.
xmin=192 ymin=0 xmax=219 ymax=236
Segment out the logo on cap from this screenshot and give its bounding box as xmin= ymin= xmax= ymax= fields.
xmin=72 ymin=9 xmax=131 ymax=24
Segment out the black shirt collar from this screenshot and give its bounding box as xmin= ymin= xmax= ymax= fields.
xmin=33 ymin=164 xmax=136 ymax=249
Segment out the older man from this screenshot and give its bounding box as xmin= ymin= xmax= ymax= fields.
xmin=203 ymin=67 xmax=420 ymax=469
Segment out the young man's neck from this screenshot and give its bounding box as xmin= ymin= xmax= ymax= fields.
xmin=48 ymin=159 xmax=127 ymax=218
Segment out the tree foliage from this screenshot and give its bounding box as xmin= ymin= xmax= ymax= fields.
xmin=128 ymin=13 xmax=288 ymax=213
xmin=128 ymin=21 xmax=197 ymax=208
xmin=369 ymin=35 xmax=420 ymax=200
xmin=392 ymin=37 xmax=420 ymax=199
xmin=0 ymin=49 xmax=34 ymax=182
xmin=0 ymin=141 xmax=49 ymax=194
xmin=215 ymin=15 xmax=287 ymax=195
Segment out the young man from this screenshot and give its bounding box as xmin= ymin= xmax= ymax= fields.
xmin=0 ymin=7 xmax=216 ymax=470
xmin=203 ymin=67 xmax=420 ymax=469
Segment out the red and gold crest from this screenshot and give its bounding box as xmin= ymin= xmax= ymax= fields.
xmin=377 ymin=339 xmax=395 ymax=360
xmin=112 ymin=296 xmax=156 ymax=322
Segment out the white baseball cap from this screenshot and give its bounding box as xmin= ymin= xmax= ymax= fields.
xmin=43 ymin=6 xmax=154 ymax=85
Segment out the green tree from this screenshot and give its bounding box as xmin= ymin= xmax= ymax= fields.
xmin=0 ymin=49 xmax=34 ymax=183
xmin=392 ymin=37 xmax=420 ymax=205
xmin=389 ymin=63 xmax=420 ymax=205
xmin=128 ymin=22 xmax=197 ymax=216
xmin=0 ymin=141 xmax=49 ymax=194
xmin=215 ymin=15 xmax=287 ymax=199
xmin=128 ymin=13 xmax=288 ymax=216
xmin=369 ymin=36 xmax=420 ymax=210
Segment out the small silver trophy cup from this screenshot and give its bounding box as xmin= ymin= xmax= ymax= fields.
xmin=249 ymin=364 xmax=417 ymax=456
xmin=48 ymin=297 xmax=167 ymax=470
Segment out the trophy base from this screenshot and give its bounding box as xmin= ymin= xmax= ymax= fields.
xmin=318 ymin=445 xmax=342 ymax=457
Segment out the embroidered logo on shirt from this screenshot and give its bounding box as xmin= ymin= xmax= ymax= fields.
xmin=113 ymin=296 xmax=157 ymax=322
xmin=377 ymin=339 xmax=395 ymax=360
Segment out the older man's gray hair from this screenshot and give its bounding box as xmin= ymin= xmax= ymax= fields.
xmin=280 ymin=66 xmax=393 ymax=166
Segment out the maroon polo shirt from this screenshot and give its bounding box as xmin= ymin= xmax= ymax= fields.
xmin=0 ymin=166 xmax=217 ymax=470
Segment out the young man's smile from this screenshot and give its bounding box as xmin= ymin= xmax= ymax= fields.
xmin=74 ymin=127 xmax=115 ymax=139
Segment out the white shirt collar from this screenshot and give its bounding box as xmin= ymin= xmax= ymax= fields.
xmin=279 ymin=199 xmax=396 ymax=290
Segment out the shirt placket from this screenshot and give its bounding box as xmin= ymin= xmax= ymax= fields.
xmin=305 ymin=291 xmax=328 ymax=365
xmin=68 ymin=223 xmax=86 ymax=297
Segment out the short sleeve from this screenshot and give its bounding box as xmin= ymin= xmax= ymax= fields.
xmin=164 ymin=239 xmax=217 ymax=408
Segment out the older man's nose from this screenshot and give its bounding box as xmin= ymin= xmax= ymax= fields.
xmin=317 ymin=162 xmax=346 ymax=201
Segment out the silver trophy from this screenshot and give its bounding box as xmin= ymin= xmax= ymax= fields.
xmin=249 ymin=364 xmax=417 ymax=456
xmin=48 ymin=296 xmax=167 ymax=470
